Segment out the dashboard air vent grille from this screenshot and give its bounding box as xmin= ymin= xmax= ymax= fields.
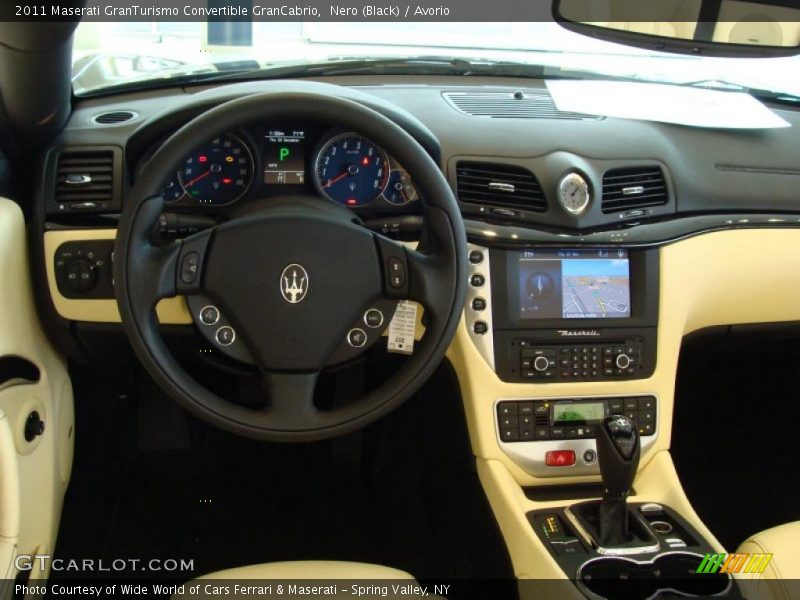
xmin=55 ymin=150 xmax=115 ymax=204
xmin=601 ymin=166 xmax=668 ymax=213
xmin=456 ymin=161 xmax=547 ymax=212
xmin=93 ymin=110 xmax=137 ymax=124
xmin=443 ymin=91 xmax=599 ymax=120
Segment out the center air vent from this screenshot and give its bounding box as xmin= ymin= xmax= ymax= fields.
xmin=601 ymin=166 xmax=668 ymax=213
xmin=456 ymin=162 xmax=547 ymax=213
xmin=92 ymin=110 xmax=137 ymax=125
xmin=443 ymin=91 xmax=599 ymax=120
xmin=53 ymin=149 xmax=119 ymax=211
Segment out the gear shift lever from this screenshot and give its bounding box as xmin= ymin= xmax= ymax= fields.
xmin=567 ymin=414 xmax=654 ymax=551
xmin=594 ymin=415 xmax=640 ymax=546
xmin=596 ymin=414 xmax=640 ymax=499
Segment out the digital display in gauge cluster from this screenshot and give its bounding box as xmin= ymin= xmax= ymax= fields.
xmin=264 ymin=128 xmax=306 ymax=185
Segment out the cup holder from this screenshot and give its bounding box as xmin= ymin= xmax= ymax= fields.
xmin=578 ymin=552 xmax=731 ymax=600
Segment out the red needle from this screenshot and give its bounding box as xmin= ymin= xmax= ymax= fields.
xmin=324 ymin=170 xmax=351 ymax=188
xmin=184 ymin=169 xmax=212 ymax=188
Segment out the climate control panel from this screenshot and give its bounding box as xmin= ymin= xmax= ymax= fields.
xmin=495 ymin=395 xmax=659 ymax=477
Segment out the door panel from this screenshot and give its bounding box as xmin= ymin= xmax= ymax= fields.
xmin=0 ymin=197 xmax=74 ymax=581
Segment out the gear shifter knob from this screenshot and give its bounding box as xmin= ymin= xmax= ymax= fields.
xmin=596 ymin=414 xmax=640 ymax=499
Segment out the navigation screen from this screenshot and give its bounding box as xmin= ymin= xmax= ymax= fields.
xmin=264 ymin=128 xmax=306 ymax=185
xmin=553 ymin=402 xmax=606 ymax=424
xmin=517 ymin=249 xmax=630 ymax=319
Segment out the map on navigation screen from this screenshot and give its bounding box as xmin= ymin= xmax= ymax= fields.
xmin=517 ymin=250 xmax=631 ymax=319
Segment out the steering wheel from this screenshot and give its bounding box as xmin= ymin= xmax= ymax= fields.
xmin=115 ymin=91 xmax=467 ymax=442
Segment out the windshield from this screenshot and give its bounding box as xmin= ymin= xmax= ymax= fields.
xmin=73 ymin=22 xmax=800 ymax=97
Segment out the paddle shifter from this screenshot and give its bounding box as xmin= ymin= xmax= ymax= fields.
xmin=568 ymin=414 xmax=655 ymax=551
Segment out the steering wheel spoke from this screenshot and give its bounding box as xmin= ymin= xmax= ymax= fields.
xmin=261 ymin=371 xmax=320 ymax=426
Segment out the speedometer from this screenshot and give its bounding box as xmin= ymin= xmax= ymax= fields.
xmin=176 ymin=133 xmax=254 ymax=206
xmin=314 ymin=133 xmax=389 ymax=207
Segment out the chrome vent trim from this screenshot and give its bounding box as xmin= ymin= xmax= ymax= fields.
xmin=456 ymin=161 xmax=547 ymax=213
xmin=601 ymin=166 xmax=668 ymax=213
xmin=55 ymin=150 xmax=115 ymax=204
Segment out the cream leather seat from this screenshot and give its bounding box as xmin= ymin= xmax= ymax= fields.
xmin=174 ymin=561 xmax=417 ymax=599
xmin=736 ymin=522 xmax=800 ymax=600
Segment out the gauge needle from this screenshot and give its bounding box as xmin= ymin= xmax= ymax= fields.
xmin=324 ymin=170 xmax=351 ymax=188
xmin=184 ymin=169 xmax=212 ymax=188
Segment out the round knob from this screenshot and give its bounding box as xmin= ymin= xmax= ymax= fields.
xmin=65 ymin=259 xmax=97 ymax=292
xmin=616 ymin=353 xmax=632 ymax=369
xmin=533 ymin=356 xmax=550 ymax=372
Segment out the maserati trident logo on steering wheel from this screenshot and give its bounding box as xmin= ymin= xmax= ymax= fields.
xmin=280 ymin=264 xmax=309 ymax=304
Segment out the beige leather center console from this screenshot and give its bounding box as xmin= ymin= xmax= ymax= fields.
xmin=446 ymin=228 xmax=800 ymax=594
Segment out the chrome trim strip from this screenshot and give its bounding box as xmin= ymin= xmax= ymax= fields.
xmin=466 ymin=244 xmax=495 ymax=370
xmin=564 ymin=505 xmax=660 ymax=556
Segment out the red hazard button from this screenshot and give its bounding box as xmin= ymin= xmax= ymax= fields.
xmin=545 ymin=450 xmax=576 ymax=467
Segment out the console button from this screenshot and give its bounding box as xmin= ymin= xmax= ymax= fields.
xmin=518 ymin=402 xmax=534 ymax=415
xmin=500 ymin=428 xmax=519 ymax=442
xmin=616 ymin=354 xmax=633 ymax=369
xmin=520 ymin=415 xmax=534 ymax=427
xmin=641 ymin=396 xmax=656 ymax=411
xmin=583 ymin=449 xmax=597 ymax=464
xmin=470 ymin=273 xmax=485 ymax=287
xmin=623 ymin=397 xmax=640 ymax=410
xmin=533 ymin=403 xmax=549 ymax=415
xmin=550 ymin=426 xmax=566 ymax=439
xmin=468 ymin=250 xmax=484 ymax=264
xmin=519 ymin=426 xmax=534 ymax=441
xmin=347 ymin=328 xmax=368 ymax=348
xmin=535 ymin=426 xmax=550 ymax=439
xmin=364 ymin=309 xmax=384 ymax=329
xmin=545 ymin=450 xmax=576 ymax=467
xmin=498 ymin=402 xmax=517 ymax=416
xmin=471 ymin=297 xmax=487 ymax=311
xmin=533 ymin=356 xmax=550 ymax=372
xmin=641 ymin=410 xmax=655 ymax=423
xmin=639 ymin=423 xmax=655 ymax=436
xmin=607 ymin=399 xmax=623 ymax=412
xmin=215 ymin=326 xmax=235 ymax=347
xmin=499 ymin=415 xmax=518 ymax=428
xmin=551 ymin=538 xmax=584 ymax=557
xmin=199 ymin=305 xmax=220 ymax=326
xmin=473 ymin=321 xmax=489 ymax=335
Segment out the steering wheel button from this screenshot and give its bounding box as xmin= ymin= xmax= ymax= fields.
xmin=388 ymin=258 xmax=405 ymax=288
xmin=347 ymin=328 xmax=367 ymax=348
xmin=215 ymin=326 xmax=235 ymax=347
xmin=200 ymin=305 xmax=220 ymax=326
xmin=180 ymin=251 xmax=200 ymax=284
xmin=364 ymin=309 xmax=384 ymax=329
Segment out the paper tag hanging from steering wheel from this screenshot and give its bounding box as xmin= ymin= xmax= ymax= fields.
xmin=387 ymin=301 xmax=418 ymax=355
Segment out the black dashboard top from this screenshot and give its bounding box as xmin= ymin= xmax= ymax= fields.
xmin=41 ymin=76 xmax=800 ymax=244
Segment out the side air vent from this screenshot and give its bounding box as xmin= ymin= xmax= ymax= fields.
xmin=456 ymin=162 xmax=547 ymax=212
xmin=601 ymin=166 xmax=669 ymax=213
xmin=443 ymin=91 xmax=599 ymax=120
xmin=53 ymin=149 xmax=118 ymax=211
xmin=92 ymin=110 xmax=137 ymax=125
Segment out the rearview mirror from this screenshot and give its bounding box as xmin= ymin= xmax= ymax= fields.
xmin=554 ymin=0 xmax=800 ymax=57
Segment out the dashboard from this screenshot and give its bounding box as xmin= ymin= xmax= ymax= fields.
xmin=141 ymin=122 xmax=420 ymax=215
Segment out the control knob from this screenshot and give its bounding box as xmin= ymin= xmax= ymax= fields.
xmin=64 ymin=259 xmax=97 ymax=293
xmin=533 ymin=356 xmax=550 ymax=372
xmin=615 ymin=353 xmax=633 ymax=370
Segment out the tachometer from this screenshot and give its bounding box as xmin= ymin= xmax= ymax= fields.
xmin=176 ymin=133 xmax=254 ymax=206
xmin=314 ymin=133 xmax=389 ymax=207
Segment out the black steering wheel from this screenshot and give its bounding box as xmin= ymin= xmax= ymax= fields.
xmin=115 ymin=91 xmax=467 ymax=442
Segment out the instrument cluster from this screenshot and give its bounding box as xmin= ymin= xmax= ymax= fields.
xmin=156 ymin=124 xmax=420 ymax=213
